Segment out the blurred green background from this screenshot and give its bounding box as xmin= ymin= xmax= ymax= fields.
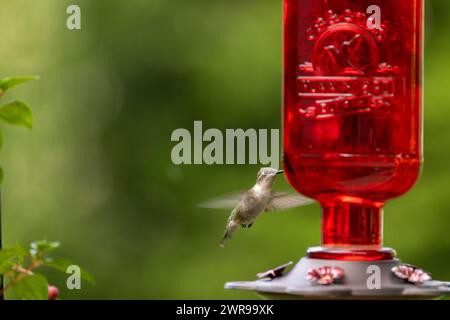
xmin=0 ymin=0 xmax=449 ymax=299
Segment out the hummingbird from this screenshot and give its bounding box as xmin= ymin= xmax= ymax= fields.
xmin=199 ymin=167 xmax=314 ymax=247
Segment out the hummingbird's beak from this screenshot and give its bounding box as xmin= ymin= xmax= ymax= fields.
xmin=277 ymin=170 xmax=284 ymax=175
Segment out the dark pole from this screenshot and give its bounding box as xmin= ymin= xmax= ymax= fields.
xmin=0 ymin=190 xmax=5 ymax=300
xmin=0 ymin=189 xmax=3 ymax=300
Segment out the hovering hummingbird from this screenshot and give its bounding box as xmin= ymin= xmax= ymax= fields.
xmin=199 ymin=167 xmax=314 ymax=247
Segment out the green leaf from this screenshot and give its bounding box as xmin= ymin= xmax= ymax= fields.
xmin=0 ymin=244 xmax=28 ymax=274
xmin=30 ymin=240 xmax=60 ymax=258
xmin=0 ymin=166 xmax=3 ymax=185
xmin=12 ymin=273 xmax=48 ymax=300
xmin=0 ymin=100 xmax=33 ymax=129
xmin=44 ymin=257 xmax=96 ymax=285
xmin=0 ymin=76 xmax=39 ymax=93
xmin=0 ymin=260 xmax=15 ymax=274
xmin=0 ymin=244 xmax=28 ymax=264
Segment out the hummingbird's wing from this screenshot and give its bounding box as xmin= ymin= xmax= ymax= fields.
xmin=266 ymin=192 xmax=314 ymax=212
xmin=197 ymin=191 xmax=246 ymax=210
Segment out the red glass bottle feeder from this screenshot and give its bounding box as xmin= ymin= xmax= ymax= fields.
xmin=226 ymin=0 xmax=450 ymax=298
xmin=283 ymin=0 xmax=423 ymax=261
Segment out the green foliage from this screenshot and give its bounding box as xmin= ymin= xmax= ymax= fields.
xmin=0 ymin=76 xmax=39 ymax=93
xmin=0 ymin=240 xmax=94 ymax=300
xmin=0 ymin=76 xmax=93 ymax=300
xmin=0 ymin=100 xmax=33 ymax=129
xmin=12 ymin=274 xmax=48 ymax=300
xmin=0 ymin=244 xmax=27 ymax=274
xmin=0 ymin=76 xmax=37 ymax=183
xmin=30 ymin=240 xmax=60 ymax=258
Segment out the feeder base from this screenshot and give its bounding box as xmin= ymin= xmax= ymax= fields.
xmin=225 ymin=258 xmax=450 ymax=299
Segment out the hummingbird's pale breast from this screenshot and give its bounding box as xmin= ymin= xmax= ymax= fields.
xmin=243 ymin=184 xmax=272 ymax=218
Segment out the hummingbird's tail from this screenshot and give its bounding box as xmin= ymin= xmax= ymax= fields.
xmin=220 ymin=221 xmax=239 ymax=248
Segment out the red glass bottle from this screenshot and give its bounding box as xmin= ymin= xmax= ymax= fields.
xmin=283 ymin=0 xmax=424 ymax=260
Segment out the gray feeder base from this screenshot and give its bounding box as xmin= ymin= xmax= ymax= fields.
xmin=225 ymin=258 xmax=450 ymax=299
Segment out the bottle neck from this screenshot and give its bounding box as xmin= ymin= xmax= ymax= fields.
xmin=321 ymin=200 xmax=383 ymax=248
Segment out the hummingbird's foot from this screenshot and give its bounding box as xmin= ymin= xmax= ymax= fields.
xmin=248 ymin=224 xmax=253 ymax=228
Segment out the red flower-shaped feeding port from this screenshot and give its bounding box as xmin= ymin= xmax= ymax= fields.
xmin=391 ymin=265 xmax=432 ymax=284
xmin=307 ymin=266 xmax=345 ymax=285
